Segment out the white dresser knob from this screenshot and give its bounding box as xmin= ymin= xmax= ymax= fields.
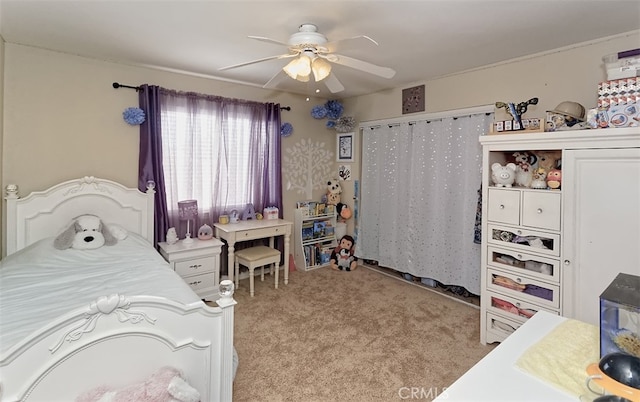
xmin=564 ymin=260 xmax=571 ymax=266
xmin=499 ymin=204 xmax=505 ymax=209
xmin=537 ymin=208 xmax=543 ymax=214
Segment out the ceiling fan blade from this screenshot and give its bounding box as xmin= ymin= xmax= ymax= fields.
xmin=218 ymin=53 xmax=297 ymax=71
xmin=330 ymin=54 xmax=396 ymax=79
xmin=324 ymin=74 xmax=345 ymax=94
xmin=263 ymin=70 xmax=287 ymax=89
xmin=324 ymin=35 xmax=378 ymax=51
xmin=248 ymin=35 xmax=290 ymax=47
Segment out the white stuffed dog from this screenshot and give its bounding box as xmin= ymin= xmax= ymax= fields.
xmin=54 ymin=214 xmax=118 ymax=250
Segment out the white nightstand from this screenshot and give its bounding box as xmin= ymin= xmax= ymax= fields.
xmin=158 ymin=238 xmax=224 ymax=301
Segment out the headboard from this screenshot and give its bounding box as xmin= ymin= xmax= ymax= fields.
xmin=4 ymin=176 xmax=155 ymax=256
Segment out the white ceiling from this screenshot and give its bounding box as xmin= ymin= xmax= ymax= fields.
xmin=1 ymin=1 xmax=639 ymax=99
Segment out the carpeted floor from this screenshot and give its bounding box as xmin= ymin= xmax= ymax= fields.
xmin=222 ymin=265 xmax=495 ymax=402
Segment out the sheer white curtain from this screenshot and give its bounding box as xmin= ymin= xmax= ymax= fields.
xmin=358 ymin=112 xmax=492 ymax=295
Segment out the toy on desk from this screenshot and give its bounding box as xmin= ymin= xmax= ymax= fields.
xmin=546 ymin=169 xmax=562 ymax=189
xmin=330 ymin=235 xmax=358 ymax=272
xmin=242 ymin=203 xmax=257 ymax=220
xmin=263 ymin=206 xmax=279 ymax=220
xmin=491 ymin=162 xmax=517 ymax=187
xmin=229 ymin=210 xmax=239 ymax=224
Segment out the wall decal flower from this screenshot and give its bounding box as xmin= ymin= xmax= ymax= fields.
xmin=123 ymin=107 xmax=145 ymax=125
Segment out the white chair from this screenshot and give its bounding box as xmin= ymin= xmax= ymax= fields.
xmin=234 ymin=246 xmax=281 ymax=297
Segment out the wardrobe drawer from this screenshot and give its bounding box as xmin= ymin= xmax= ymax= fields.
xmin=487 ymin=246 xmax=560 ymax=283
xmin=487 ymin=188 xmax=520 ymax=225
xmin=488 ymin=291 xmax=559 ymax=324
xmin=486 ymin=312 xmax=522 ymax=343
xmin=487 ymin=268 xmax=560 ymax=309
xmin=522 ymin=191 xmax=561 ymax=231
xmin=488 ymin=224 xmax=560 ymax=257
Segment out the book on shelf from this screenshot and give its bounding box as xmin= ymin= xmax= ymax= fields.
xmin=302 ymin=223 xmax=314 ymax=241
xmin=313 ymin=221 xmax=327 ymax=238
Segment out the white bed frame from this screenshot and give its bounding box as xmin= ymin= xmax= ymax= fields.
xmin=1 ymin=176 xmax=236 ymax=402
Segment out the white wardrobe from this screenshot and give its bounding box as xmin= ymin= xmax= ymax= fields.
xmin=479 ymin=127 xmax=640 ymax=344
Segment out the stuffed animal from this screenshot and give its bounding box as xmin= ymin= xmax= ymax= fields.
xmin=336 ymin=202 xmax=352 ymax=222
xmin=512 ymin=151 xmax=537 ymax=187
xmin=530 ymin=168 xmax=548 ymax=189
xmin=330 ymin=235 xmax=358 ymax=271
xmin=54 ymin=215 xmax=119 ymax=250
xmin=491 ymin=162 xmax=517 ymax=187
xmin=546 ymin=168 xmax=562 ymax=189
xmin=76 ymin=366 xmax=200 ymax=402
xmin=533 ymin=150 xmax=562 ymax=172
xmin=326 ymin=179 xmax=342 ymax=206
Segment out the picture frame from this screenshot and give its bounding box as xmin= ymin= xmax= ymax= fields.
xmin=336 ymin=132 xmax=355 ymax=162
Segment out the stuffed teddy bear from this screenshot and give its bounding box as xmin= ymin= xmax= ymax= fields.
xmin=491 ymin=162 xmax=517 ymax=187
xmin=533 ymin=150 xmax=562 ymax=172
xmin=330 ymin=235 xmax=358 ymax=271
xmin=54 ymin=215 xmax=122 ymax=250
xmin=326 ymin=179 xmax=342 ymax=206
xmin=76 ymin=366 xmax=200 ymax=402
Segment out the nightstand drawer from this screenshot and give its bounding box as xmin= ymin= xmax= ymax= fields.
xmin=174 ymin=256 xmax=214 ymax=276
xmin=183 ymin=272 xmax=215 ymax=292
xmin=487 ymin=188 xmax=520 ymax=225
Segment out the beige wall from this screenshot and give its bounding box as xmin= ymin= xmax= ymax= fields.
xmin=335 ymin=31 xmax=640 ymax=236
xmin=1 ymin=44 xmax=335 ymax=257
xmin=2 ymin=30 xmax=639 ymax=257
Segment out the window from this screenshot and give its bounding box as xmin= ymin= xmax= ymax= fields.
xmin=158 ymin=93 xmax=281 ymax=224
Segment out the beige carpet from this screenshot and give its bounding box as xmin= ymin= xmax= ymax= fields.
xmin=225 ymin=266 xmax=496 ymax=402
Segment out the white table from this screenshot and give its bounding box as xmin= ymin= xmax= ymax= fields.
xmin=214 ymin=219 xmax=292 ymax=285
xmin=435 ymin=311 xmax=578 ymax=401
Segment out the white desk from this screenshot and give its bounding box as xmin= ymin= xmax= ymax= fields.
xmin=436 ymin=311 xmax=578 ymax=401
xmin=214 ymin=219 xmax=292 ymax=285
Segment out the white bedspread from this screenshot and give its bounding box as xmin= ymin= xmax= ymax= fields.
xmin=0 ymin=234 xmax=201 ymax=354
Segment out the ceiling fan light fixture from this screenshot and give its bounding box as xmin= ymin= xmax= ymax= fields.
xmin=283 ymin=56 xmax=312 ymax=81
xmin=312 ymin=57 xmax=331 ymax=82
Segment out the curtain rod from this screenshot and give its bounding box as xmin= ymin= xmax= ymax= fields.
xmin=112 ymin=82 xmax=143 ymax=92
xmin=112 ymin=82 xmax=291 ymax=111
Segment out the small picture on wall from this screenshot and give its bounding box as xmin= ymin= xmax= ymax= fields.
xmin=338 ymin=165 xmax=352 ymax=181
xmin=337 ymin=132 xmax=354 ymax=162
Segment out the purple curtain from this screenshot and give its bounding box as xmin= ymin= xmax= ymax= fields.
xmin=138 ymin=85 xmax=282 ymax=250
xmin=138 ymin=84 xmax=169 ymax=245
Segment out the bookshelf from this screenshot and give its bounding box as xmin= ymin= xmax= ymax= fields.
xmin=294 ymin=205 xmax=338 ymax=271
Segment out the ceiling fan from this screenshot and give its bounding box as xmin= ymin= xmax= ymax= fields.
xmin=218 ymin=23 xmax=396 ymax=94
